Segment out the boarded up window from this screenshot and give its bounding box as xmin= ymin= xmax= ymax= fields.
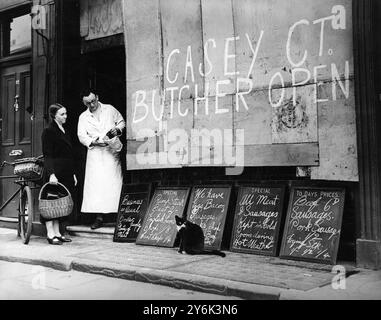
xmin=122 ymin=0 xmax=358 ymax=182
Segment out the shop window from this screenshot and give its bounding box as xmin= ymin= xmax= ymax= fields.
xmin=9 ymin=13 xmax=31 ymax=54
xmin=0 ymin=8 xmax=32 ymax=58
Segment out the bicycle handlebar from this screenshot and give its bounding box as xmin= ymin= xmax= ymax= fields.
xmin=1 ymin=155 xmax=44 ymax=168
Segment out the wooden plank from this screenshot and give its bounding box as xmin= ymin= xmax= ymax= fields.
xmin=234 ymin=90 xmax=272 ymax=145
xmin=164 ymin=98 xmax=193 ymax=164
xmin=79 ymin=0 xmax=89 ymax=38
xmin=85 ymin=0 xmax=123 ymax=40
xmin=126 ymin=152 xmax=181 ymax=171
xmin=243 ymin=143 xmax=319 ymax=167
xmin=233 ymin=0 xmax=353 ymax=89
xmin=271 ymin=84 xmax=318 ymax=144
xmin=201 ymin=0 xmax=235 ymax=96
xmin=123 ymin=0 xmax=162 ymax=140
xmin=193 ymin=95 xmax=234 ymax=146
xmin=160 ymin=0 xmax=204 ymax=100
xmin=310 ymin=80 xmax=358 ymax=181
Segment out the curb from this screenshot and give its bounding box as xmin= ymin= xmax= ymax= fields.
xmin=0 ymin=255 xmax=72 ymax=271
xmin=70 ymin=258 xmax=281 ymax=300
xmin=0 ymin=254 xmax=282 ymax=299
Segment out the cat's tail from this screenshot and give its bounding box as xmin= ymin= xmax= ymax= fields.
xmin=204 ymin=250 xmax=226 ymax=257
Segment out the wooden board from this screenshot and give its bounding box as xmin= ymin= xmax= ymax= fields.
xmin=201 ymin=0 xmax=235 ymax=96
xmin=230 ymin=185 xmax=286 ymax=256
xmin=160 ymin=0 xmax=204 ymax=100
xmin=310 ymin=80 xmax=358 ymax=181
xmin=233 ymin=0 xmax=353 ymax=88
xmin=279 ymin=187 xmax=345 ymax=264
xmin=186 ymin=185 xmax=232 ymax=250
xmin=82 ymin=0 xmax=123 ymax=40
xmin=123 ymin=0 xmax=162 ymax=140
xmin=233 ymin=90 xmax=272 ymax=145
xmin=271 ymin=84 xmax=318 ymax=144
xmin=136 ymin=187 xmax=190 ymax=247
xmin=122 ymin=0 xmax=358 ymax=182
xmin=113 ymin=184 xmax=151 ymax=243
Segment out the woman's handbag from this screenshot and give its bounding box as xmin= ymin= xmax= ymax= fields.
xmin=38 ymin=182 xmax=73 ymax=219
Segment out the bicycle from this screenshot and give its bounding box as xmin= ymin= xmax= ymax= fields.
xmin=0 ymin=156 xmax=44 ymax=245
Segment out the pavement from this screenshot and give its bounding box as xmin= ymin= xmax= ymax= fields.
xmin=0 ymin=260 xmax=240 ymax=300
xmin=0 ymin=227 xmax=381 ymax=300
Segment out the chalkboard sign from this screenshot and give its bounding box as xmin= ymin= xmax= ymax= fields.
xmin=280 ymin=187 xmax=345 ymax=265
xmin=113 ymin=184 xmax=151 ymax=242
xmin=230 ymin=185 xmax=285 ymax=256
xmin=136 ymin=187 xmax=190 ymax=248
xmin=186 ymin=186 xmax=231 ymax=250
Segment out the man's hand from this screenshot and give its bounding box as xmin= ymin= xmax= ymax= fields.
xmin=108 ymin=127 xmax=121 ymax=137
xmin=90 ymin=137 xmax=107 ymax=147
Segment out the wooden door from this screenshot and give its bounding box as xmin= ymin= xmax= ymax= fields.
xmin=0 ymin=63 xmax=32 ymax=218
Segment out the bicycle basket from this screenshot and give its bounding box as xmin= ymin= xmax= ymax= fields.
xmin=13 ymin=158 xmax=44 ymax=180
xmin=38 ymin=182 xmax=73 ymax=219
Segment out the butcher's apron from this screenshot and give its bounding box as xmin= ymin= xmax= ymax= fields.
xmin=81 ymin=146 xmax=122 ymax=213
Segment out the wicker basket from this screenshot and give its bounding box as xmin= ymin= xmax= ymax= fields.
xmin=14 ymin=158 xmax=44 ymax=180
xmin=38 ymin=182 xmax=73 ymax=219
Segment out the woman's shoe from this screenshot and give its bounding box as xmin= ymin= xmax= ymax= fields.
xmin=56 ymin=236 xmax=72 ymax=243
xmin=47 ymin=237 xmax=62 ymax=245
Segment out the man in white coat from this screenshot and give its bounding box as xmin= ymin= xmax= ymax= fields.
xmin=78 ymin=91 xmax=125 ymax=229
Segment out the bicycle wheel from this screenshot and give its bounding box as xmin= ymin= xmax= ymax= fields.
xmin=19 ymin=186 xmax=33 ymax=245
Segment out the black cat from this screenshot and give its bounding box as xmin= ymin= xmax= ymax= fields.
xmin=175 ymin=215 xmax=226 ymax=257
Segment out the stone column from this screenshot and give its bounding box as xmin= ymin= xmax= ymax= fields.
xmin=353 ymin=0 xmax=381 ymax=269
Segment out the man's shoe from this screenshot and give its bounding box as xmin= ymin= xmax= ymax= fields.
xmin=91 ymin=219 xmax=103 ymax=230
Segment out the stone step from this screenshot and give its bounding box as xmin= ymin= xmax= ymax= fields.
xmin=66 ymin=224 xmax=115 ymax=239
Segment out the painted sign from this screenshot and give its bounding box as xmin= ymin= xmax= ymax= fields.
xmin=280 ymin=187 xmax=345 ymax=265
xmin=122 ymin=0 xmax=358 ymax=182
xmin=230 ymin=185 xmax=286 ymax=256
xmin=80 ymin=0 xmax=123 ymax=40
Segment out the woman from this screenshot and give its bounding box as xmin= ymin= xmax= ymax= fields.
xmin=41 ymin=104 xmax=77 ymax=245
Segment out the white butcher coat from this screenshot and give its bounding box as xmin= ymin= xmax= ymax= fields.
xmin=78 ymin=103 xmax=125 ymax=213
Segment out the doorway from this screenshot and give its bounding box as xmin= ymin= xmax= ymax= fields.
xmin=0 ymin=63 xmax=32 ymax=218
xmin=82 ymin=46 xmax=126 ymax=117
xmin=79 ymin=45 xmax=126 ymax=224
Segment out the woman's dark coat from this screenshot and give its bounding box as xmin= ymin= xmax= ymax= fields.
xmin=41 ymin=121 xmax=76 ymax=223
xmin=41 ymin=120 xmax=75 ymax=180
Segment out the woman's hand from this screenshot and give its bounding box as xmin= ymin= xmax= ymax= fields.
xmin=73 ymin=174 xmax=78 ymax=187
xmin=49 ymin=174 xmax=58 ymax=184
